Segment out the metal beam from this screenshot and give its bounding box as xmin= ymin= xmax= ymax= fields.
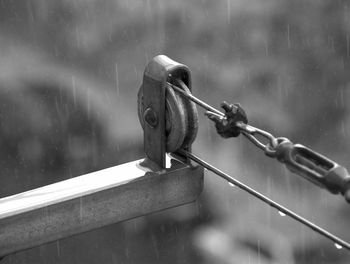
xmin=0 ymin=158 xmax=203 ymax=257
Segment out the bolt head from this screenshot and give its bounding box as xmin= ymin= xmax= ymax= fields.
xmin=144 ymin=107 xmax=158 ymax=128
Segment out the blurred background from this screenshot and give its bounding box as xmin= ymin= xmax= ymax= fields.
xmin=0 ymin=0 xmax=350 ymax=263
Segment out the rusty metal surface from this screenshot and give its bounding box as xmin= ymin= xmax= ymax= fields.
xmin=141 ymin=56 xmax=167 ymax=168
xmin=140 ymin=55 xmax=194 ymax=168
xmin=0 ymin=158 xmax=203 ymax=257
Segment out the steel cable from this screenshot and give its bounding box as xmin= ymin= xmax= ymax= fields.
xmin=178 ymin=149 xmax=350 ymax=251
xmin=169 ymin=80 xmax=350 ymax=251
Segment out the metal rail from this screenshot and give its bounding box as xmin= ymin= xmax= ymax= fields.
xmin=0 ymin=158 xmax=203 ymax=257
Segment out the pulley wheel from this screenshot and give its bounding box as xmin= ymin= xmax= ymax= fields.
xmin=137 ymin=80 xmax=198 ymax=153
xmin=171 ymin=78 xmax=198 ymax=149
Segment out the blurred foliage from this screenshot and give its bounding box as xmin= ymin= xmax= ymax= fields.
xmin=0 ymin=0 xmax=350 ymax=263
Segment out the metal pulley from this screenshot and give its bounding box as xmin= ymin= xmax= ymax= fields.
xmin=137 ymin=55 xmax=198 ymax=168
xmin=138 ymin=79 xmax=198 ymax=153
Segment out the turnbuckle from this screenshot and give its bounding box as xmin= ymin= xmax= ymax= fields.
xmin=268 ymin=138 xmax=350 ymax=201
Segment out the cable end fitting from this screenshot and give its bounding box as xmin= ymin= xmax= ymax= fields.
xmin=206 ymin=102 xmax=248 ymax=138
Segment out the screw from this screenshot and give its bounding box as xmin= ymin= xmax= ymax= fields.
xmin=144 ymin=107 xmax=158 ymax=128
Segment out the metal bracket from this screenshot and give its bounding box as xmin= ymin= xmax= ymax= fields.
xmin=141 ymin=55 xmax=191 ymax=169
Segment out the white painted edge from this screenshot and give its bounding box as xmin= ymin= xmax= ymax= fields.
xmin=0 ymin=159 xmax=149 ymax=219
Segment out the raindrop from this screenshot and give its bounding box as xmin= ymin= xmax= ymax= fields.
xmin=27 ymin=1 xmax=34 ymax=22
xmin=55 ymin=97 xmax=61 ymax=117
xmin=265 ymin=40 xmax=269 ymax=56
xmin=86 ymin=89 xmax=91 ymax=120
xmin=75 ymin=27 xmax=80 ymax=48
xmin=151 ymin=233 xmax=159 ymax=259
xmin=278 ymin=211 xmax=286 ymax=216
xmin=347 ymin=34 xmax=349 ymax=57
xmin=125 ymin=247 xmax=130 ymax=259
xmin=56 ymin=241 xmax=60 ymax=257
xmin=335 ymin=243 xmax=342 ymax=249
xmin=72 ymin=76 xmax=76 ymax=108
xmin=133 ymin=65 xmax=138 ymax=78
xmin=227 ymin=0 xmax=231 ymax=24
xmin=115 ymin=63 xmax=119 ymax=98
xmin=104 ymin=91 xmax=113 ymax=107
xmin=79 ymin=197 xmax=83 ymax=222
xmin=341 ymin=121 xmax=346 ymax=137
xmin=287 ymin=24 xmax=291 ymax=48
xmin=331 ymin=37 xmax=335 ymax=53
xmin=340 ymin=88 xmax=344 ymax=108
xmin=228 ymin=182 xmax=235 ymax=187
